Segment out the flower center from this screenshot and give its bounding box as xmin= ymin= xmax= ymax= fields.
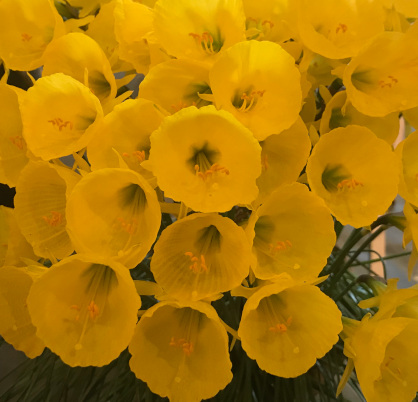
xmin=189 ymin=31 xmax=223 ymax=55
xmin=114 ymin=217 xmax=138 ymax=235
xmin=21 ymin=33 xmax=32 ymax=42
xmin=335 ymin=23 xmax=348 ymax=34
xmin=169 ymin=337 xmax=194 ymax=356
xmin=185 ymin=251 xmax=208 ymax=274
xmin=9 ymin=135 xmax=25 ymax=150
xmin=269 ymin=316 xmax=293 ymax=333
xmin=122 ymin=150 xmax=146 ymax=163
xmin=378 ymin=75 xmax=398 ymax=89
xmin=42 ymin=211 xmax=63 ymax=227
xmin=245 ymin=17 xmax=274 ymax=40
xmin=268 ymin=240 xmax=292 ymax=254
xmin=48 ymin=117 xmax=73 ymax=131
xmin=237 ymin=90 xmax=266 ymax=113
xmin=336 ymin=178 xmax=364 ymax=191
xmin=195 ymin=163 xmax=229 ymax=181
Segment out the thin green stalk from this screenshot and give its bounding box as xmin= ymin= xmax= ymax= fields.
xmin=349 ymin=251 xmax=411 ymax=267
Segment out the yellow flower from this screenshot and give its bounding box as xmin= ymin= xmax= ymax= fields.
xmin=129 ymin=300 xmax=232 ymax=402
xmin=344 ymin=31 xmax=418 ymax=117
xmin=151 ymin=212 xmax=251 ymax=301
xmin=320 ymin=90 xmax=400 ymax=145
xmin=243 ymin=0 xmax=294 ymax=43
xmin=20 ymin=73 xmax=103 ymax=161
xmin=14 ymin=161 xmax=80 ymax=261
xmin=255 ymin=117 xmax=311 ymax=203
xmin=307 ymin=125 xmax=400 ymax=228
xmin=87 ymin=98 xmax=166 ymax=182
xmin=114 ymin=0 xmax=154 ymax=75
xmin=149 ymin=105 xmax=261 ymax=212
xmin=0 ymin=265 xmax=46 ymax=358
xmin=66 ymin=168 xmax=161 ymax=268
xmin=339 ymin=315 xmax=418 ymax=402
xmin=27 ymin=255 xmax=141 ymax=367
xmin=238 ymin=275 xmax=342 ymax=378
xmin=153 ymin=0 xmax=246 ymax=63
xmin=246 ymin=183 xmax=335 ymax=281
xmin=0 ymin=0 xmax=65 ymax=71
xmin=210 ymin=40 xmax=302 ymax=140
xmin=138 ymin=58 xmax=211 ymax=114
xmin=297 ymin=0 xmax=385 ymax=59
xmin=0 ymin=83 xmax=28 ymax=188
xmin=0 ymin=206 xmax=38 ymax=268
xmin=395 ymin=130 xmax=418 ymax=207
xmin=42 ymin=33 xmax=117 ymax=104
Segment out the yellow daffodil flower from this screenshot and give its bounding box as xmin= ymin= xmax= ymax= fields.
xmin=0 ymin=0 xmax=65 ymax=71
xmin=344 ymin=31 xmax=418 ymax=117
xmin=246 ymin=183 xmax=335 ymax=281
xmin=66 ymin=168 xmax=161 ymax=268
xmin=0 ymin=83 xmax=28 ymax=187
xmin=19 ymin=73 xmax=103 ymax=161
xmin=42 ymin=33 xmax=117 ymax=104
xmin=27 ymin=255 xmax=141 ymax=367
xmin=138 ymin=58 xmax=212 ymax=113
xmin=153 ymin=0 xmax=246 ymax=63
xmin=149 ymin=105 xmax=261 ymax=212
xmin=14 ymin=161 xmax=80 ymax=261
xmin=395 ymin=130 xmax=418 ymax=207
xmin=210 ymin=40 xmax=302 ymax=140
xmin=297 ymin=0 xmax=385 ymax=60
xmin=0 ymin=265 xmax=46 ymax=358
xmin=238 ymin=275 xmax=342 ymax=378
xmin=129 ymin=300 xmax=232 ymax=402
xmin=339 ymin=315 xmax=418 ymax=402
xmin=320 ymin=90 xmax=400 ymax=145
xmin=151 ymin=213 xmax=251 ymax=301
xmin=307 ymin=125 xmax=400 ymax=227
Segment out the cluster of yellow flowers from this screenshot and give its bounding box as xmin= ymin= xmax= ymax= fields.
xmin=1 ymin=0 xmax=418 ymax=400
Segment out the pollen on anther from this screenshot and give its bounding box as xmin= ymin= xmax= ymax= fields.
xmin=42 ymin=211 xmax=63 ymax=227
xmin=9 ymin=136 xmax=25 ymax=150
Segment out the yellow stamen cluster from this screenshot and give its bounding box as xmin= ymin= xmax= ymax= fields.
xmin=184 ymin=251 xmax=208 ymax=273
xmin=122 ymin=150 xmax=146 ymax=163
xmin=269 ymin=240 xmax=292 ymax=254
xmin=189 ymin=32 xmax=215 ymax=54
xmin=169 ymin=337 xmax=194 ymax=356
xmin=194 ymin=163 xmax=230 ymax=181
xmin=9 ymin=135 xmax=25 ymax=150
xmin=378 ymin=76 xmax=398 ymax=89
xmin=42 ymin=211 xmax=63 ymax=227
xmin=336 ymin=178 xmax=364 ymax=191
xmin=48 ymin=117 xmax=73 ymax=131
xmin=269 ymin=316 xmax=293 ymax=333
xmin=115 ymin=217 xmax=138 ymax=235
xmin=238 ymin=90 xmax=265 ymax=112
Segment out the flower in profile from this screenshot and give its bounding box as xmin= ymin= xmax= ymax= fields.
xmin=297 ymin=0 xmax=385 ymax=59
xmin=339 ymin=315 xmax=418 ymax=402
xmin=307 ymin=125 xmax=400 ymax=228
xmin=114 ymin=0 xmax=154 ymax=75
xmin=138 ymin=58 xmax=212 ymax=114
xmin=87 ymin=98 xmax=166 ymax=181
xmin=320 ymin=90 xmax=400 ymax=145
xmin=395 ymin=130 xmax=418 ymax=208
xmin=19 ymin=73 xmax=103 ymax=161
xmin=151 ymin=213 xmax=251 ymax=301
xmin=14 ymin=161 xmax=80 ymax=261
xmin=0 ymin=265 xmax=46 ymax=358
xmin=0 ymin=83 xmax=28 ymax=187
xmin=344 ymin=31 xmax=418 ymax=116
xmin=42 ymin=33 xmax=117 ymax=104
xmin=0 ymin=0 xmax=65 ymax=71
xmin=66 ymin=168 xmax=161 ymax=268
xmin=255 ymin=117 xmax=311 ymax=203
xmin=246 ymin=183 xmax=335 ymax=281
xmin=149 ymin=105 xmax=261 ymax=212
xmin=153 ymin=0 xmax=246 ymax=63
xmin=129 ymin=300 xmax=232 ymax=402
xmin=238 ymin=275 xmax=342 ymax=378
xmin=210 ymin=40 xmax=302 ymax=140
xmin=27 ymin=255 xmax=141 ymax=367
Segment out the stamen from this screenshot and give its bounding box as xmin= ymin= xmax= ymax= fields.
xmin=383 ymin=357 xmax=407 ymax=386
xmin=9 ymin=135 xmax=25 ymax=150
xmin=87 ymin=300 xmax=99 ymax=320
xmin=115 ymin=217 xmax=138 ymax=235
xmin=238 ymin=90 xmax=265 ymax=112
xmin=169 ymin=337 xmax=194 ymax=356
xmin=42 ymin=211 xmax=63 ymax=227
xmin=21 ymin=33 xmax=32 ymax=42
xmin=262 ymin=20 xmax=274 ymax=29
xmin=261 ymin=155 xmax=269 ymax=171
xmin=195 ymin=163 xmax=229 ymax=181
xmin=269 ymin=240 xmax=292 ymax=254
xmin=189 ymin=32 xmax=215 ymax=54
xmin=336 ymin=23 xmax=348 ymax=33
xmin=171 ymin=101 xmax=189 ymax=112
xmin=48 ymin=117 xmax=74 ymax=131
xmin=378 ymin=75 xmax=398 ymax=89
xmin=269 ymin=316 xmax=293 ymax=333
xmin=185 ymin=251 xmax=208 ymax=273
xmin=122 ymin=150 xmax=146 ymax=163
xmin=336 ymin=178 xmax=364 ymax=191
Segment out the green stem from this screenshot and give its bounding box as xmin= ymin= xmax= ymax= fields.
xmin=349 ymin=251 xmax=411 ymax=266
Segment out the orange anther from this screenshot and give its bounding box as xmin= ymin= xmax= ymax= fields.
xmin=262 ymin=20 xmax=274 ymax=28
xmin=189 ymin=32 xmax=215 ymax=54
xmin=269 ymin=316 xmax=293 ymax=333
xmin=269 ymin=240 xmax=292 ymax=254
xmin=21 ymin=33 xmax=32 ymax=42
xmin=238 ymin=90 xmax=265 ymax=112
xmin=87 ymin=300 xmax=99 ymax=320
xmin=261 ymin=155 xmax=269 ymax=170
xmin=116 ymin=217 xmax=138 ymax=235
xmin=9 ymin=135 xmax=25 ymax=150
xmin=48 ymin=118 xmax=73 ymax=131
xmin=185 ymin=251 xmax=208 ymax=273
xmin=42 ymin=211 xmax=63 ymax=227
xmin=337 ymin=178 xmax=363 ymax=191
xmin=336 ymin=23 xmax=348 ymax=33
xmin=378 ymin=76 xmax=398 ymax=89
xmin=195 ymin=163 xmax=229 ymax=181
xmin=169 ymin=337 xmax=194 ymax=356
